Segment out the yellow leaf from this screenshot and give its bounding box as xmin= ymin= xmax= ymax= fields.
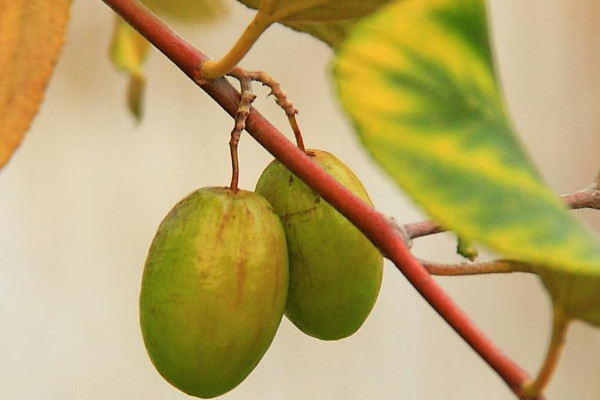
xmin=282 ymin=18 xmax=357 ymax=47
xmin=0 ymin=0 xmax=72 ymax=170
xmin=110 ymin=17 xmax=151 ymax=121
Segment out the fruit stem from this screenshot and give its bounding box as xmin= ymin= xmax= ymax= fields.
xmin=522 ymin=309 xmax=570 ymax=398
xmin=200 ymin=13 xmax=272 ymax=80
xmin=227 ymin=71 xmax=257 ymax=193
xmin=243 ymin=70 xmax=305 ymax=152
xmin=229 ymin=136 xmax=240 ymax=193
xmin=288 ymin=114 xmax=306 ymax=152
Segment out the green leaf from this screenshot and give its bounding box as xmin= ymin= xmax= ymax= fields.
xmin=334 ymin=0 xmax=600 ymax=278
xmin=539 ymin=270 xmax=600 ymax=327
xmin=282 ymin=19 xmax=357 ymax=48
xmin=110 ymin=17 xmax=151 ymax=121
xmin=236 ymin=0 xmax=392 ymax=23
xmin=233 ymin=0 xmax=395 ymax=49
xmin=200 ymin=0 xmax=394 ymax=79
xmin=141 ymin=0 xmax=227 ymax=23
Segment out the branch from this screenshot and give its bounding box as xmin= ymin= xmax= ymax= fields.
xmin=404 ymin=219 xmax=444 ymax=239
xmin=100 ymin=0 xmax=539 ymax=398
xmin=560 ymin=186 xmax=600 ymax=210
xmin=421 ymin=259 xmax=534 ymax=276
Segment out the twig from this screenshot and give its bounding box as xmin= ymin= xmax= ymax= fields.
xmin=99 ymin=0 xmax=539 ymax=397
xmin=420 ymin=259 xmax=534 ymax=276
xmin=561 ymin=186 xmax=600 ymax=210
xmin=404 ymin=219 xmax=444 ymax=239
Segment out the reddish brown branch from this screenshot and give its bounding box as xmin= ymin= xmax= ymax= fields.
xmin=405 ymin=219 xmax=444 ymax=239
xmin=100 ymin=0 xmax=540 ymax=397
xmin=560 ymin=187 xmax=600 ymax=210
xmin=421 ymin=258 xmax=534 ymax=276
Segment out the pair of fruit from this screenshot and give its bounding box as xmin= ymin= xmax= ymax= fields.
xmin=139 ymin=150 xmax=383 ymax=398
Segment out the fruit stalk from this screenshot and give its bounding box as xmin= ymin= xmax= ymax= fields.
xmin=100 ymin=0 xmax=540 ymax=397
xmin=227 ymin=70 xmax=256 ymax=193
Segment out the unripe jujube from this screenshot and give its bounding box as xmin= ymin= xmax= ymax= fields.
xmin=256 ymin=149 xmax=383 ymax=340
xmin=140 ymin=187 xmax=288 ymax=398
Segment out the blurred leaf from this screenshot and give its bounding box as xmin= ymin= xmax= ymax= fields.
xmin=110 ymin=0 xmax=227 ymax=118
xmin=110 ymin=18 xmax=151 ymax=121
xmin=236 ymin=0 xmax=392 ymax=23
xmin=234 ymin=0 xmax=393 ymax=48
xmin=282 ymin=19 xmax=357 ymax=48
xmin=141 ymin=0 xmax=227 ymax=22
xmin=539 ymin=270 xmax=600 ymax=327
xmin=334 ymin=0 xmax=600 ymax=278
xmin=0 ymin=0 xmax=72 ymax=170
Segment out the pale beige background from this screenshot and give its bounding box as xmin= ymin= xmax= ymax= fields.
xmin=0 ymin=0 xmax=599 ymax=399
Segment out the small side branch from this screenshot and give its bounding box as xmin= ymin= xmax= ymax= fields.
xmin=404 ymin=219 xmax=444 ymax=239
xmin=561 ymin=186 xmax=600 ymax=210
xmin=421 ymin=259 xmax=534 ymax=276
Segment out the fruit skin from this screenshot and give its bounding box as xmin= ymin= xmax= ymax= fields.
xmin=255 ymin=149 xmax=383 ymax=340
xmin=140 ymin=187 xmax=288 ymax=398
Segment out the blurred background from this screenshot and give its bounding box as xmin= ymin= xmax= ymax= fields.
xmin=1 ymin=0 xmax=599 ymax=399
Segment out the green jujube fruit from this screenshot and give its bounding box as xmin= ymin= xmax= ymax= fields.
xmin=255 ymin=149 xmax=383 ymax=340
xmin=140 ymin=187 xmax=289 ymax=398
